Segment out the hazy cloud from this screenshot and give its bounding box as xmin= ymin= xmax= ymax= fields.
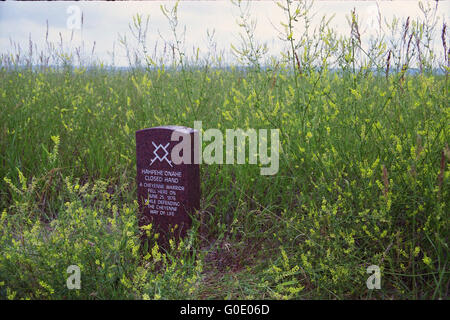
xmin=0 ymin=1 xmax=447 ymax=66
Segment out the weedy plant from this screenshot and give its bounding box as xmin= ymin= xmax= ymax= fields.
xmin=0 ymin=0 xmax=448 ymax=299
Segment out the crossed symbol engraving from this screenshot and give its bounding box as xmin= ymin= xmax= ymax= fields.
xmin=150 ymin=141 xmax=173 ymax=167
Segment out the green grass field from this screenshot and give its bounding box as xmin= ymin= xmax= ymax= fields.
xmin=0 ymin=1 xmax=448 ymax=299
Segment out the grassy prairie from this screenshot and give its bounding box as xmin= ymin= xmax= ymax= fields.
xmin=0 ymin=1 xmax=448 ymax=299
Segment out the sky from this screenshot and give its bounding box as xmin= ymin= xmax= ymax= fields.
xmin=0 ymin=1 xmax=448 ymax=66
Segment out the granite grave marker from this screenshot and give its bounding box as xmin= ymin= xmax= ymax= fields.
xmin=136 ymin=126 xmax=200 ymax=245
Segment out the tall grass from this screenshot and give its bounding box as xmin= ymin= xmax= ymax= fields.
xmin=0 ymin=0 xmax=448 ymax=299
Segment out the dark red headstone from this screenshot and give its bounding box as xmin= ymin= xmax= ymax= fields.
xmin=136 ymin=126 xmax=200 ymax=246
